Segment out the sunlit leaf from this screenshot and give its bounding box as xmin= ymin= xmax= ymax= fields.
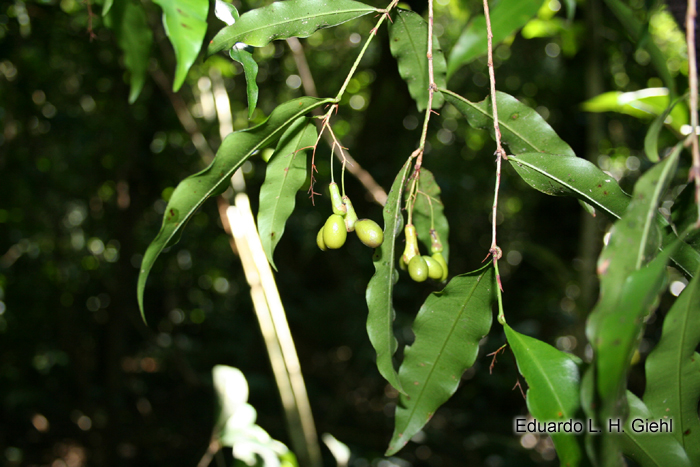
xmin=388 ymin=9 xmax=446 ymax=111
xmin=643 ymin=265 xmax=700 ymax=464
xmin=152 ymin=0 xmax=209 ymax=92
xmin=230 ymin=46 xmax=259 ymax=119
xmin=446 ymin=0 xmax=543 ymax=79
xmin=407 ymin=168 xmax=449 ymax=262
xmin=208 ymin=0 xmax=377 ymax=54
xmin=365 ymin=158 xmax=413 ymax=395
xmin=441 ymin=89 xmax=575 ymax=156
xmin=215 ymin=0 xmax=239 ymax=24
xmin=386 ymin=264 xmax=495 ymax=455
xmin=508 ymin=153 xmax=631 ymax=219
xmin=137 ymin=97 xmax=333 ymax=321
xmin=621 ymin=392 xmax=693 ymax=467
xmin=505 ymin=325 xmax=582 ymax=467
xmin=258 ymin=118 xmax=317 ymax=271
xmin=104 ymin=0 xmax=153 ymax=104
xmin=644 ymin=95 xmax=685 ymax=162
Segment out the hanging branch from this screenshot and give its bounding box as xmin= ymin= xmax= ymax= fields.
xmin=687 ymin=0 xmax=700 ymax=226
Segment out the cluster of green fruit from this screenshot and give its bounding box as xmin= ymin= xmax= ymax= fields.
xmin=400 ymin=224 xmax=448 ymax=282
xmin=317 ymin=182 xmax=384 ymax=250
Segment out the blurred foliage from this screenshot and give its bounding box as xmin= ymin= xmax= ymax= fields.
xmin=0 ymin=0 xmax=693 ymax=465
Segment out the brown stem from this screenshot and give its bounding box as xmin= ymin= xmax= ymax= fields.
xmin=687 ymin=0 xmax=700 ymax=226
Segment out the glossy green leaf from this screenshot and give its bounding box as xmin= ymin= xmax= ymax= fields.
xmin=644 ymin=95 xmax=685 ymax=162
xmin=508 ymin=153 xmax=631 ymax=219
xmin=643 ymin=265 xmax=700 ymax=464
xmin=365 ymin=159 xmax=413 ymax=394
xmin=152 ymin=0 xmax=209 ymax=92
xmin=230 ymin=46 xmax=259 ymax=119
xmin=407 ymin=168 xmax=450 ymax=262
xmin=386 ymin=264 xmax=494 ymax=455
xmin=505 ymin=325 xmax=582 ymax=467
xmin=258 ymin=118 xmax=316 ymax=271
xmin=620 ymin=392 xmax=693 ymax=467
xmin=138 ymin=97 xmax=332 ymax=321
xmin=104 ymin=0 xmax=153 ymax=104
xmin=102 ymin=0 xmax=114 ymax=17
xmin=446 ymin=0 xmax=543 ymax=79
xmin=215 ymin=0 xmax=239 ymax=24
xmin=603 ymin=0 xmax=676 ymax=97
xmin=388 ymin=9 xmax=446 ymax=111
xmin=441 ymin=88 xmax=575 ymax=156
xmin=582 ymin=89 xmax=687 ymax=133
xmin=208 ymin=0 xmax=377 ymax=54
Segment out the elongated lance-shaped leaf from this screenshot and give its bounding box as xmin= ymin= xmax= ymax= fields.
xmin=137 ymin=97 xmax=332 ymax=321
xmin=505 ymin=325 xmax=582 ymax=467
xmin=153 ymin=0 xmax=209 ymax=92
xmin=643 ymin=264 xmax=700 ymax=464
xmin=386 ymin=265 xmax=495 ymax=456
xmin=365 ymin=159 xmax=413 ymax=395
xmin=446 ymin=0 xmax=542 ymax=79
xmin=508 ymin=153 xmax=631 ymax=219
xmin=104 ymin=0 xmax=152 ymax=104
xmin=441 ymin=89 xmax=575 ymax=156
xmin=258 ymin=118 xmax=317 ymax=271
xmin=388 ymin=9 xmax=446 ymax=111
xmin=406 ymin=168 xmax=449 ymax=262
xmin=620 ymin=392 xmax=693 ymax=467
xmin=644 ymin=95 xmax=684 ymax=162
xmin=230 ymin=46 xmax=259 ymax=120
xmin=208 ymin=0 xmax=377 ymax=54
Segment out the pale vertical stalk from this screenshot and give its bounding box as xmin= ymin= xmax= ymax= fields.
xmin=686 ymin=0 xmax=700 ymax=225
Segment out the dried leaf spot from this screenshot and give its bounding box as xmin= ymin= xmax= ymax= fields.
xmin=684 ymin=429 xmax=691 ymax=435
xmin=558 ymin=411 xmax=563 ymax=418
xmin=510 ymin=113 xmax=519 ymax=120
xmin=413 ymin=381 xmax=419 ymax=385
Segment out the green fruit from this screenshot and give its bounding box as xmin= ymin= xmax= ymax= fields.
xmin=432 ymin=252 xmax=448 ymax=281
xmin=408 ymin=255 xmax=428 ymax=282
xmin=355 ymin=219 xmax=383 ymax=248
xmin=430 ymin=228 xmax=443 ymax=254
xmin=323 ymin=214 xmax=347 ymax=249
xmin=424 ymin=255 xmax=443 ymax=280
xmin=329 ymin=182 xmax=347 ymax=215
xmin=343 ymin=195 xmax=358 ymax=232
xmin=316 ymin=227 xmax=327 ymax=251
xmin=402 ymin=224 xmax=420 ymax=264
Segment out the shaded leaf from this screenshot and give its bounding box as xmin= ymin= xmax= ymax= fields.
xmin=408 ymin=168 xmax=450 ymax=262
xmin=643 ymin=264 xmax=700 ymax=464
xmin=644 ymin=95 xmax=685 ymax=162
xmin=446 ymin=0 xmax=542 ymax=79
xmin=104 ymin=0 xmax=153 ymax=103
xmin=138 ymin=97 xmax=332 ymax=321
xmin=582 ymin=88 xmax=686 ymax=133
xmin=230 ymin=46 xmax=259 ymax=119
xmin=441 ymin=88 xmax=575 ymax=156
xmin=621 ymin=392 xmax=692 ymax=467
xmin=508 ymin=153 xmax=631 ymax=219
xmin=505 ymin=325 xmax=582 ymax=467
xmin=152 ymin=0 xmax=209 ymax=92
xmin=258 ymin=118 xmax=317 ymax=271
xmin=365 ymin=158 xmax=413 ymax=394
xmin=208 ymin=0 xmax=376 ymax=54
xmin=386 ymin=265 xmax=495 ymax=455
xmin=388 ymin=9 xmax=446 ymax=111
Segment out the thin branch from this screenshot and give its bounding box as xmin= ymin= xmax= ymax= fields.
xmin=286 ymin=38 xmax=388 ymax=205
xmin=687 ymin=0 xmax=700 ymax=226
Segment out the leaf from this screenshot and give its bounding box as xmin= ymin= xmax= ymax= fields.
xmin=505 ymin=325 xmax=582 ymax=467
xmin=441 ymin=88 xmax=575 ymax=157
xmin=643 ymin=265 xmax=700 ymax=464
xmin=446 ymin=0 xmax=543 ymax=79
xmin=644 ymin=95 xmax=685 ymax=162
xmin=152 ymin=0 xmax=209 ymax=92
xmin=388 ymin=9 xmax=446 ymax=111
xmin=137 ymin=97 xmax=332 ymax=321
xmin=582 ymin=89 xmax=687 ymax=133
xmin=258 ymin=118 xmax=317 ymax=271
xmin=208 ymin=0 xmax=377 ymax=54
xmin=102 ymin=0 xmax=114 ymax=17
xmin=508 ymin=153 xmax=631 ymax=219
xmin=408 ymin=168 xmax=450 ymax=262
xmin=620 ymin=392 xmax=693 ymax=467
xmin=215 ymin=0 xmax=239 ymax=24
xmin=365 ymin=158 xmax=413 ymax=394
xmin=386 ymin=265 xmax=495 ymax=456
xmin=104 ymin=0 xmax=153 ymax=104
xmin=230 ymin=46 xmax=259 ymax=119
